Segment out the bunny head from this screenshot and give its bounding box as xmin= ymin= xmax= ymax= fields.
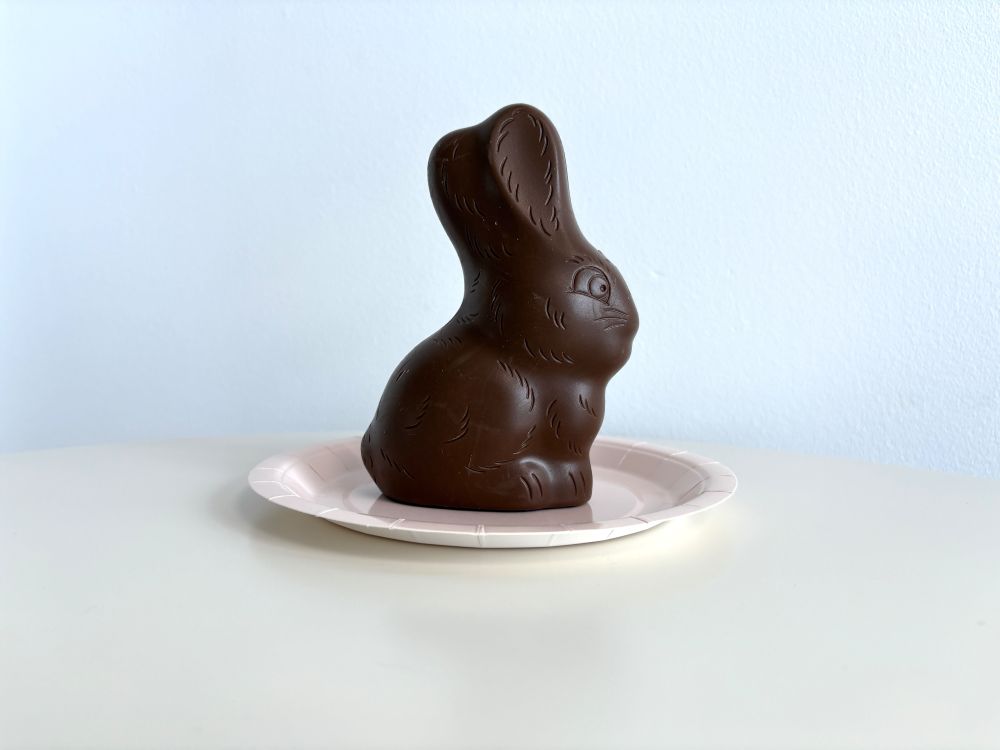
xmin=429 ymin=104 xmax=638 ymax=376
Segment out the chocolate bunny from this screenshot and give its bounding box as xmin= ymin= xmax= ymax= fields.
xmin=361 ymin=104 xmax=638 ymax=511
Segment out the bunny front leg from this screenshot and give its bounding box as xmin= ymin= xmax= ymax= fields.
xmin=511 ymin=455 xmax=594 ymax=509
xmin=461 ymin=455 xmax=593 ymax=511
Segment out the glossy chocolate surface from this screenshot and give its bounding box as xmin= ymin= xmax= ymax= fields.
xmin=362 ymin=104 xmax=638 ymax=511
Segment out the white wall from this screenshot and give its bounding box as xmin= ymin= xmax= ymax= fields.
xmin=2 ymin=1 xmax=998 ymax=477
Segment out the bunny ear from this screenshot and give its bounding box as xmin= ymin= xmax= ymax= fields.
xmin=488 ymin=105 xmax=571 ymax=237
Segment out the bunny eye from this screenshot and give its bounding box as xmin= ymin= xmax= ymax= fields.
xmin=573 ymin=266 xmax=612 ymax=304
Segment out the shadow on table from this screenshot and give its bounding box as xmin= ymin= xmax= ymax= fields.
xmin=210 ymin=477 xmax=746 ymax=577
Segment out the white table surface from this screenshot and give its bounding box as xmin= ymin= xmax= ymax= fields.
xmin=2 ymin=433 xmax=998 ymax=750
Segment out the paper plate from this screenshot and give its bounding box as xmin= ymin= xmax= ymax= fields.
xmin=248 ymin=436 xmax=736 ymax=548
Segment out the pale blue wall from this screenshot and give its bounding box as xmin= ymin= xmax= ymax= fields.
xmin=2 ymin=1 xmax=998 ymax=476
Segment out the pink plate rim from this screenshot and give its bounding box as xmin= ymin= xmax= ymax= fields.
xmin=247 ymin=436 xmax=737 ymax=547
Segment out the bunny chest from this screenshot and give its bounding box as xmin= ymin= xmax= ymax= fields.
xmin=488 ymin=357 xmax=605 ymax=457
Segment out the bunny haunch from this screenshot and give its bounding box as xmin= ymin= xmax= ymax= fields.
xmin=362 ymin=104 xmax=638 ymax=511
